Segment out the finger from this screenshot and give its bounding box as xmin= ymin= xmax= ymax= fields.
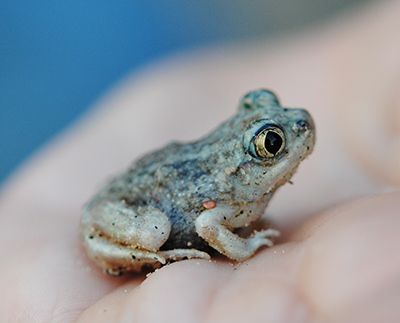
xmin=76 ymin=191 xmax=400 ymax=323
xmin=77 ymin=247 xmax=313 ymax=323
xmin=77 ymin=260 xmax=231 ymax=323
xmin=331 ymin=0 xmax=400 ymax=185
xmin=298 ymin=191 xmax=400 ymax=322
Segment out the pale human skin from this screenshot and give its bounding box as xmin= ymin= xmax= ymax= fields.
xmin=1 ymin=0 xmax=400 ymax=322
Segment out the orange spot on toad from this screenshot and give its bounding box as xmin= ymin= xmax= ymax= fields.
xmin=203 ymin=200 xmax=217 ymax=209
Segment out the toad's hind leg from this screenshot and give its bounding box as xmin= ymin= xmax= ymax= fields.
xmin=81 ymin=200 xmax=172 ymax=274
xmin=83 ymin=232 xmax=167 ymax=275
xmin=159 ymin=249 xmax=210 ymax=262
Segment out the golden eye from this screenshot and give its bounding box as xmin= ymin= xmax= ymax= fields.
xmin=254 ymin=127 xmax=285 ymax=158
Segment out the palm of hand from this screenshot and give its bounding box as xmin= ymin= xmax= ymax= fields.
xmin=1 ymin=3 xmax=400 ymax=321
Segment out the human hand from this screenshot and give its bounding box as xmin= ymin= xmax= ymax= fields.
xmin=1 ymin=1 xmax=399 ymax=322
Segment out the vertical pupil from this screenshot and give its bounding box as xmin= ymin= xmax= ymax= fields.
xmin=264 ymin=131 xmax=282 ymax=154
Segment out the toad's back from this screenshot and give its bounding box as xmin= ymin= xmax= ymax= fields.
xmin=93 ymin=142 xmax=232 ymax=250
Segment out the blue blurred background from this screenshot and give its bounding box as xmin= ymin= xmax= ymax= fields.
xmin=0 ymin=0 xmax=366 ymax=183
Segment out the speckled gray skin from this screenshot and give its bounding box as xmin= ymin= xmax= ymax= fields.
xmin=81 ymin=89 xmax=315 ymax=275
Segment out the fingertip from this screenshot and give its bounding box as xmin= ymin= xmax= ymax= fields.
xmin=297 ymin=191 xmax=400 ymax=319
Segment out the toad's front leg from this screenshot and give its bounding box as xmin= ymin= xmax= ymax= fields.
xmin=195 ymin=203 xmax=280 ymax=261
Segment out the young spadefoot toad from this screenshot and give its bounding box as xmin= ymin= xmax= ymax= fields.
xmin=81 ymin=89 xmax=315 ymax=275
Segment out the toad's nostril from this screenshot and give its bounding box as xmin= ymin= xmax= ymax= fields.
xmin=296 ymin=120 xmax=309 ymax=130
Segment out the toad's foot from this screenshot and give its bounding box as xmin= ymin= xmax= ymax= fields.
xmin=248 ymin=229 xmax=281 ymax=249
xmin=159 ymin=249 xmax=211 ymax=262
xmin=84 ymin=232 xmax=210 ymax=275
xmin=195 ymin=204 xmax=280 ymax=261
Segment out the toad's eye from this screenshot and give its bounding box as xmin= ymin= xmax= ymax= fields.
xmin=254 ymin=126 xmax=285 ymax=158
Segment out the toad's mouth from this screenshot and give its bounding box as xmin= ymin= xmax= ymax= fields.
xmin=262 ymin=128 xmax=315 ymax=193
